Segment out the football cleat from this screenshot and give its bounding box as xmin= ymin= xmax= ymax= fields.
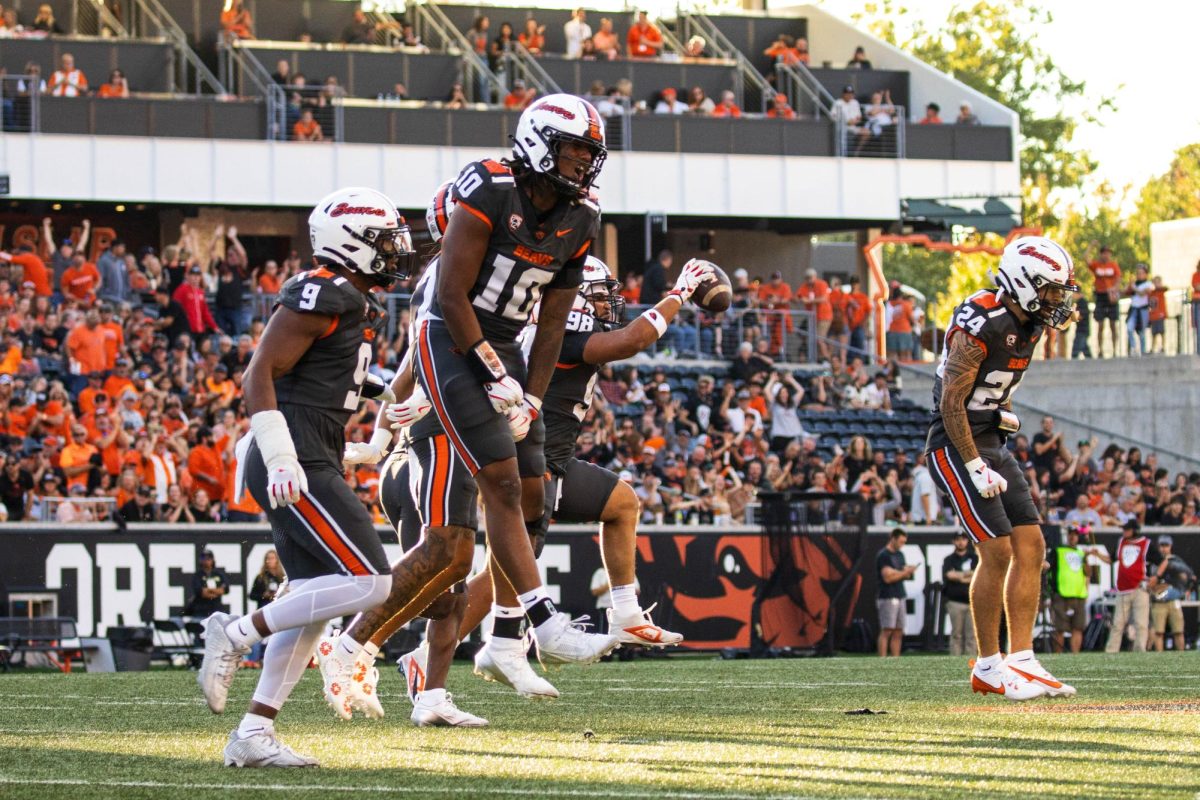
xmin=1004 ymin=655 xmax=1076 ymax=697
xmin=411 ymin=691 xmax=489 ymax=728
xmin=315 ymin=636 xmax=357 ymax=721
xmin=397 ymin=641 xmax=429 ymax=706
xmin=352 ymin=656 xmax=385 ymax=719
xmin=534 ymin=614 xmax=621 ymax=666
xmin=474 ymin=638 xmax=560 ymax=700
xmin=223 ymin=729 xmax=319 ymax=768
xmin=607 ymin=603 xmax=683 ymax=647
xmin=197 ymin=612 xmax=250 ymax=714
xmin=970 ymin=662 xmax=1048 ymax=701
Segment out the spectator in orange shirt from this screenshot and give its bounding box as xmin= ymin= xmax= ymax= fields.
xmin=757 ymin=271 xmax=793 ymax=357
xmin=845 ymin=276 xmax=871 ymax=357
xmin=796 ymin=269 xmax=833 ymax=361
xmin=1191 ymin=259 xmax=1200 ymax=342
xmin=103 ymin=357 xmax=137 ymax=400
xmin=1148 ymin=275 xmax=1168 ymax=355
xmin=6 ymin=247 xmax=52 ymax=298
xmin=60 ymin=424 xmax=99 ymax=492
xmin=767 ymin=93 xmax=796 ymax=119
xmin=256 ymin=260 xmax=282 ymax=295
xmin=292 ymin=108 xmax=324 ymax=142
xmin=711 ymin=91 xmax=742 ymax=118
xmin=518 ymin=18 xmax=545 ymax=55
xmin=1087 ymin=243 xmax=1122 ymax=358
xmin=61 ymin=254 xmax=101 ymax=305
xmin=918 ymin=102 xmax=943 ymax=125
xmin=627 ymin=11 xmax=663 ymax=58
xmin=66 ymin=310 xmax=107 ymax=377
xmin=77 ymin=372 xmax=106 ymax=416
xmin=221 ymin=0 xmax=254 ymax=40
xmin=827 ymin=276 xmax=849 ymax=357
xmin=187 ymin=425 xmax=225 ymax=503
xmin=886 ymin=282 xmax=914 ymax=361
xmin=503 ymin=80 xmax=537 ymax=109
xmin=591 ymin=18 xmax=621 ymax=60
xmin=763 ymin=34 xmax=802 ymax=67
xmin=96 ymin=69 xmax=130 ymax=99
xmin=47 ymin=53 xmax=88 ymax=98
xmin=97 ymin=304 xmax=124 ymax=370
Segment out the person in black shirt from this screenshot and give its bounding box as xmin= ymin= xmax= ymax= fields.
xmin=151 ymin=286 xmax=190 ymax=344
xmin=212 ymin=231 xmax=250 ymax=336
xmin=1031 ymin=415 xmax=1064 ymax=476
xmin=118 ymin=484 xmax=161 ymax=522
xmin=876 ymin=528 xmax=916 ymax=657
xmin=0 ymin=453 xmax=34 ymax=521
xmin=187 ymin=549 xmax=229 ymax=618
xmin=942 ymin=532 xmax=978 ymax=656
xmin=640 ymin=249 xmax=671 ymax=306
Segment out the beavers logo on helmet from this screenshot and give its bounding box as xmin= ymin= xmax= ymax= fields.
xmin=330 ymin=203 xmax=387 ymax=218
xmin=1018 ymin=245 xmax=1063 ymax=273
xmin=535 ymin=102 xmax=576 ymax=121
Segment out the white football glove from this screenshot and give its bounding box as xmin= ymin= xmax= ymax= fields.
xmin=965 ymin=457 xmax=1008 ymax=499
xmin=668 ymin=258 xmax=716 ymax=303
xmin=385 ymin=384 xmax=432 ymax=429
xmin=265 ymin=456 xmax=308 ymax=509
xmin=505 ymin=395 xmax=541 ymax=442
xmin=343 ymin=428 xmax=392 ymax=466
xmin=251 ymin=410 xmax=309 ymax=509
xmin=484 ymin=374 xmax=524 ymax=414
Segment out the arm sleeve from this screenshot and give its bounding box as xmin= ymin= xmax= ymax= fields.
xmin=557 ymin=331 xmax=594 ymax=365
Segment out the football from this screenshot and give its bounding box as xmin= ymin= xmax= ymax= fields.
xmin=692 ymin=262 xmax=732 ymax=313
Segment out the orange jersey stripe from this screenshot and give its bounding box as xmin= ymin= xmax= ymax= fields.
xmin=417 ymin=322 xmax=480 ymax=474
xmin=454 ymin=200 xmax=493 ymax=231
xmin=296 ymin=497 xmax=370 ymax=575
xmin=935 ymin=449 xmax=990 ymax=541
xmin=428 ymin=435 xmax=449 ymax=528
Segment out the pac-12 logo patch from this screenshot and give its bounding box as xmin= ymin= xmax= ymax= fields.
xmin=509 ymin=213 xmax=523 ymax=231
xmin=1005 ymin=333 xmax=1017 ymax=349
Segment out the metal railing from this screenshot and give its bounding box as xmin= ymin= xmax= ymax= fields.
xmin=681 ymin=11 xmax=774 ymax=114
xmin=623 ymin=304 xmax=818 ymax=363
xmin=125 ymin=0 xmax=227 ymax=95
xmin=834 ymin=104 xmax=905 ymax=158
xmin=412 ymin=1 xmax=505 ymax=104
xmin=72 ymin=0 xmax=129 ymax=37
xmin=0 ymin=75 xmax=41 ymax=133
xmin=593 ymin=95 xmax=633 ymax=150
xmin=775 ymin=61 xmax=833 ymax=122
xmin=219 ymin=42 xmax=287 ymax=140
xmin=501 ymin=43 xmax=564 ymax=98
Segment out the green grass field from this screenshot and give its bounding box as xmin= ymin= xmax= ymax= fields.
xmin=1 ymin=653 xmax=1198 ymax=799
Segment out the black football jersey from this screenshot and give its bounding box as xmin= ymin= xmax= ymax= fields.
xmin=526 ymin=310 xmax=610 ymax=471
xmin=272 ymin=267 xmax=386 ymax=426
xmin=411 ymin=159 xmax=600 ymax=343
xmin=927 ymin=289 xmax=1042 ymax=449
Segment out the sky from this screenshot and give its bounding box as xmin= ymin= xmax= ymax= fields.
xmin=823 ymin=0 xmax=1200 ymax=196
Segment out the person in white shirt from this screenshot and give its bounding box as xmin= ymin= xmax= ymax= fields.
xmin=563 ymin=8 xmax=592 ymax=59
xmin=832 ymin=85 xmax=862 ymax=125
xmin=909 ymin=453 xmax=940 ymax=524
xmin=862 ymin=373 xmax=891 ymax=411
xmin=1125 ymin=263 xmax=1153 ymax=356
xmin=654 ymin=87 xmax=688 ymax=114
xmin=1063 ymin=494 xmax=1102 ymax=530
xmin=722 ymin=389 xmax=763 ymax=435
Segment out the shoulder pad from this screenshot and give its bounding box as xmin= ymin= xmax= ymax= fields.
xmin=277 ymin=269 xmax=362 ymax=317
xmin=578 ymin=189 xmax=601 ymax=215
xmin=453 ymin=160 xmax=516 ymax=198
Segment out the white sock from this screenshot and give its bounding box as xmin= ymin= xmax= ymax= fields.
xmin=225 ymin=616 xmax=264 ymax=649
xmin=418 ymin=687 xmax=446 ymax=705
xmin=336 ymin=632 xmax=365 ymax=662
xmin=609 ymin=584 xmax=640 ymax=618
xmin=363 ymin=641 xmax=380 ymax=659
xmin=517 ymin=586 xmax=551 ymax=611
xmin=237 ymin=712 xmax=274 ymax=738
xmin=1007 ymin=649 xmax=1033 ymax=663
xmin=976 ymin=652 xmax=1002 ymax=672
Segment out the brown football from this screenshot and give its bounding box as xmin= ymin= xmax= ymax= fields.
xmin=692 ymin=263 xmax=732 ymax=313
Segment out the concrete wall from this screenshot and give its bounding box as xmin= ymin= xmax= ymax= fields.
xmin=901 ymin=357 xmax=1200 ymax=474
xmin=663 ymin=227 xmax=814 ymax=284
xmin=1151 ymin=217 xmax=1200 ymax=289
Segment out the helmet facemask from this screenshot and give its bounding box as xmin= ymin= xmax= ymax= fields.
xmin=1029 ymin=275 xmax=1079 ymax=330
xmin=537 ymin=131 xmax=606 ymax=197
xmin=352 ymin=223 xmax=418 ymax=286
xmin=581 ymin=277 xmax=625 ymax=325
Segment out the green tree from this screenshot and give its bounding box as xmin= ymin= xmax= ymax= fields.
xmin=1128 ymin=143 xmax=1200 ymax=261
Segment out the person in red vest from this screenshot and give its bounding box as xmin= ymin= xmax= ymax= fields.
xmin=172 ymin=265 xmax=219 ymax=336
xmin=1097 ymin=519 xmax=1151 ymax=652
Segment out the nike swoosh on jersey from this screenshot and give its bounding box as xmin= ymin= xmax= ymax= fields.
xmin=555 ymin=228 xmax=574 ymax=237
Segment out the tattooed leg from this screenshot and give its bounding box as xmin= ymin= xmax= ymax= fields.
xmin=342 ymin=525 xmax=474 ymax=647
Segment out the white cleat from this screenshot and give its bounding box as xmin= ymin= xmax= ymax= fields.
xmin=971 ymin=662 xmax=1049 ymax=701
xmin=474 ymin=639 xmax=560 ymax=700
xmin=197 ymin=612 xmax=250 ymax=714
xmin=607 ymin=604 xmax=684 ymax=647
xmin=352 ymin=656 xmax=385 ymax=719
xmin=534 ymin=615 xmax=620 ymax=666
xmin=223 ymin=729 xmax=319 ymax=768
xmin=315 ymin=637 xmax=357 ymax=721
xmin=398 ymin=641 xmax=429 ymax=707
xmin=1004 ymin=655 xmax=1076 ymax=697
xmin=411 ymin=690 xmax=489 ymax=727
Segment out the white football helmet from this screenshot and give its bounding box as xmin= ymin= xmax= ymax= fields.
xmin=574 ymin=255 xmax=624 ymax=325
xmin=994 ymin=235 xmax=1079 ymax=330
xmin=309 ymin=187 xmax=417 ymax=285
xmin=511 ymin=93 xmax=607 ymax=196
xmin=424 ymin=180 xmax=456 ymax=243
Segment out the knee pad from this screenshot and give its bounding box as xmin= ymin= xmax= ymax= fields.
xmin=526 ymin=518 xmax=547 ymax=559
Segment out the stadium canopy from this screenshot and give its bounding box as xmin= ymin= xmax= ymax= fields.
xmin=901 ymin=196 xmax=1021 ymax=235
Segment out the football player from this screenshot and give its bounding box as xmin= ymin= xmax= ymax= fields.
xmin=925 ymin=235 xmax=1079 ymax=700
xmin=319 ymin=94 xmax=620 ymax=706
xmin=196 ymin=188 xmax=418 ymax=766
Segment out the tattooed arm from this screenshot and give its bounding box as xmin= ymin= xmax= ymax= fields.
xmin=940 ymin=332 xmax=986 ymax=462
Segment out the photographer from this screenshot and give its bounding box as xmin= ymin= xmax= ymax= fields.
xmin=186 ymin=549 xmax=227 ymax=619
xmin=1148 ymin=535 xmax=1195 ymax=652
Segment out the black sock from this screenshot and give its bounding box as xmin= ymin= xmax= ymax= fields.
xmin=525 ymin=597 xmax=557 ymax=628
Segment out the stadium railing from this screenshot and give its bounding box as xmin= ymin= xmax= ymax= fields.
xmin=0 ymin=76 xmax=40 ymax=133
xmin=620 ymin=304 xmax=818 ymax=362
